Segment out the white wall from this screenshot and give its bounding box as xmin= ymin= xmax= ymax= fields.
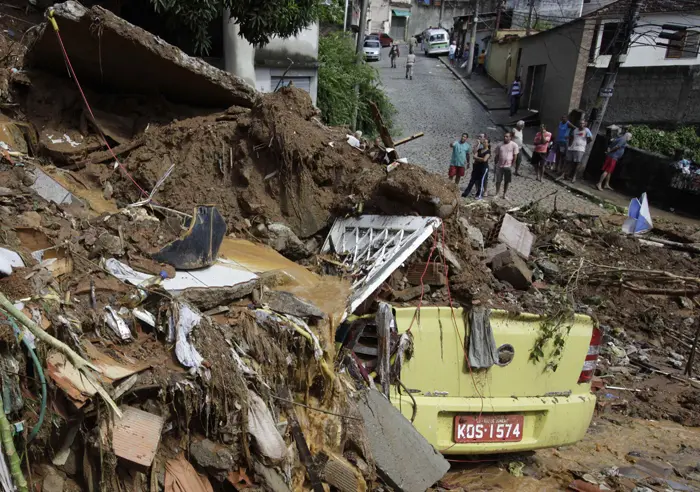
xmin=591 ymin=12 xmax=700 ymax=68
xmin=370 ymin=0 xmax=391 ymax=32
xmin=255 ymin=23 xmax=319 ymax=62
xmin=255 ymin=67 xmax=318 ymax=105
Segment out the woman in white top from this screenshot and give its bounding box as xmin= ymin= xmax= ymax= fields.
xmin=511 ymin=120 xmax=525 ymax=176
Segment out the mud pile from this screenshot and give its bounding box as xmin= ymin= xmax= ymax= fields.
xmin=97 ymin=87 xmax=458 ymax=241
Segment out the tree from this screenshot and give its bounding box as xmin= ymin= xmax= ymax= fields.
xmin=149 ymin=0 xmax=334 ymax=54
xmin=317 ymin=32 xmax=395 ymax=137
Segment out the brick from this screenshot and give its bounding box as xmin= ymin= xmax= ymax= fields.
xmin=406 ymin=262 xmax=446 ymax=286
xmin=491 ymin=249 xmax=532 ymax=290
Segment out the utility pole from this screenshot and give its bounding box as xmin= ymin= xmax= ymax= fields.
xmin=439 ymin=0 xmax=446 ymax=28
xmin=467 ymin=0 xmax=478 ymax=76
xmin=355 ymin=0 xmax=369 ymax=55
xmin=579 ymin=0 xmax=643 ymax=172
xmin=525 ymin=0 xmax=535 ymax=35
xmin=352 ymin=0 xmax=369 ymax=131
xmin=343 ymin=0 xmax=349 ymax=31
xmin=493 ymin=0 xmax=504 ymax=36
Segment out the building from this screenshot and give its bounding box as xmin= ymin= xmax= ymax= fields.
xmin=223 ymin=15 xmax=320 ymax=105
xmin=510 ymin=0 xmax=700 ymax=130
xmin=508 ymin=0 xmax=584 ymax=29
xmin=368 ymin=0 xmax=479 ymax=41
xmin=486 ymin=29 xmax=528 ymax=86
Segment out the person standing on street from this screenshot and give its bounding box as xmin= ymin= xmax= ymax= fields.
xmin=405 ymin=49 xmax=416 ymax=80
xmin=448 ymin=41 xmax=457 ymax=67
xmin=532 ymin=123 xmax=552 ymax=182
xmin=597 ymin=131 xmax=632 ymax=190
xmin=477 ymin=50 xmax=486 ymax=73
xmin=494 ymin=132 xmax=519 ymax=200
xmin=389 ymin=42 xmax=400 ymax=68
xmin=555 ymin=115 xmax=575 ymax=174
xmin=559 ymin=119 xmax=592 ymax=183
xmin=449 ymin=133 xmax=471 ymax=185
xmin=512 ymin=120 xmax=525 ymax=176
xmin=462 ymin=135 xmax=491 ymax=199
xmin=509 ymin=76 xmax=522 ymax=116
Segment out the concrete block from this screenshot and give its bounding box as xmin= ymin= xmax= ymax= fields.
xmin=491 ymin=249 xmax=532 ymax=291
xmin=356 ymin=389 xmax=449 ymax=492
xmin=492 ymin=214 xmax=535 ymax=259
xmin=481 ymin=243 xmax=508 ymax=265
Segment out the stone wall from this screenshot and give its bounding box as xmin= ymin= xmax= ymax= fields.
xmin=580 ymin=65 xmax=700 ymax=125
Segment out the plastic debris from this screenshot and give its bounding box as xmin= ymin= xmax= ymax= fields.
xmin=104 ymin=306 xmax=132 ymax=341
xmin=174 ymin=303 xmax=204 ymax=370
xmin=247 ymin=390 xmax=287 ymax=461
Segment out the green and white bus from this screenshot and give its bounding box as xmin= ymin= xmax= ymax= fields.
xmin=421 ymin=28 xmax=450 ymax=56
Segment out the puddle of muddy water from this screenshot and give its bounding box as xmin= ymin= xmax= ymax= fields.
xmin=438 ymin=415 xmax=700 ymax=491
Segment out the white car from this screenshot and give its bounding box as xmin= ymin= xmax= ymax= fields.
xmin=363 ymin=40 xmax=381 ymax=61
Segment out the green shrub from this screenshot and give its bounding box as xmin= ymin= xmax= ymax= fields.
xmin=629 ymin=125 xmax=700 ymax=161
xmin=318 ymin=32 xmax=395 ymax=137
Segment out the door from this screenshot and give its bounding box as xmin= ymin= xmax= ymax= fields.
xmin=391 ymin=16 xmax=406 ymax=41
xmin=524 ymin=64 xmax=546 ymax=111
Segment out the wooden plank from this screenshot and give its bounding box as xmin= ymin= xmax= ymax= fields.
xmin=111 ymin=406 xmax=164 ymax=470
xmin=369 ymin=102 xmax=398 ymax=160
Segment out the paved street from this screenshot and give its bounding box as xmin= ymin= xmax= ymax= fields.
xmin=376 ymin=50 xmax=606 ymax=215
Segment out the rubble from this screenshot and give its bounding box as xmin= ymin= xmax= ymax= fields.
xmin=490 ymin=249 xmax=533 ymax=291
xmin=0 ymin=3 xmax=696 ymax=491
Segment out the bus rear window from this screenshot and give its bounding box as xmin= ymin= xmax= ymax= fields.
xmin=429 ymin=34 xmax=446 ymax=42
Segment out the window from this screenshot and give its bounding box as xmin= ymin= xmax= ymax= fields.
xmin=429 ymin=33 xmax=446 ymax=42
xmin=666 ymin=30 xmax=700 ymax=59
xmin=600 ymin=23 xmax=625 ymax=55
xmin=364 ymin=41 xmax=381 ymax=47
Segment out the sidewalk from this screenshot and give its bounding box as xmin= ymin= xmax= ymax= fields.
xmin=438 ymin=57 xmax=509 ymax=110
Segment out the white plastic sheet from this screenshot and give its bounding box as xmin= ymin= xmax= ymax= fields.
xmin=0 ymin=247 xmax=24 ymax=277
xmin=247 ymin=390 xmax=287 ymax=460
xmin=174 ymin=303 xmax=204 ymax=369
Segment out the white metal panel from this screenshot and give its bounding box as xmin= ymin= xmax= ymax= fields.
xmin=322 ymin=215 xmax=442 ymax=315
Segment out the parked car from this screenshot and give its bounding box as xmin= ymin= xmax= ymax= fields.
xmin=390 ymin=307 xmax=600 ymax=454
xmin=363 ymin=39 xmax=382 ymax=61
xmin=370 ymin=32 xmax=393 ymax=47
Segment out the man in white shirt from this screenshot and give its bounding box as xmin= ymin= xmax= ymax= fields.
xmin=494 ymin=132 xmax=520 ymax=200
xmin=406 ymin=49 xmax=416 ymax=80
xmin=511 ymin=120 xmax=525 ymax=176
xmin=448 ymin=41 xmax=457 ymax=66
xmin=558 ymin=119 xmax=592 ymax=182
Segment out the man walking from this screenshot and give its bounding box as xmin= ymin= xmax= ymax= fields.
xmin=448 ymin=41 xmax=457 ymax=67
xmin=559 ymin=119 xmax=592 ymax=183
xmin=512 ymin=120 xmax=525 ymax=176
xmin=532 ymin=123 xmax=552 ymax=182
xmin=389 ymin=42 xmax=400 ymax=68
xmin=449 ymin=133 xmax=471 ymax=185
xmin=405 ymin=49 xmax=416 ymax=80
xmin=494 ymin=132 xmax=519 ymax=200
xmin=597 ymin=131 xmax=631 ymax=190
xmin=509 ymin=76 xmax=522 ymax=116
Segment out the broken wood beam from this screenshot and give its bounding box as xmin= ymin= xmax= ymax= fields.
xmin=369 ymin=102 xmax=398 ymax=161
xmin=78 ymin=136 xmax=146 ymax=166
xmin=393 ymin=132 xmax=424 ymax=147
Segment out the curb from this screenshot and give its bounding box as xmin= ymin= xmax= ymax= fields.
xmin=438 ymin=57 xmax=490 ymax=111
xmin=542 ymin=171 xmax=626 ymax=213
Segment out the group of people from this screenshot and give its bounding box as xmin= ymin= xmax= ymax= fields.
xmin=448 ymin=41 xmax=487 ymax=73
xmin=447 ymin=131 xmax=520 ymax=201
xmin=446 ymin=116 xmax=632 ymax=200
xmin=388 ymin=42 xmax=416 ymax=80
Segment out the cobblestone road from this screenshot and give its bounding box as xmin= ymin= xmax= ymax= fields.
xmin=377 ymin=50 xmax=606 ymax=215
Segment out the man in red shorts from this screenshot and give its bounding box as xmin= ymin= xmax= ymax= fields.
xmin=449 ymin=133 xmax=471 ymax=185
xmin=597 ymin=132 xmax=631 ymax=191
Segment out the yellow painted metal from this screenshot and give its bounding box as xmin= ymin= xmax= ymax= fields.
xmin=390 ymin=307 xmax=596 ymax=454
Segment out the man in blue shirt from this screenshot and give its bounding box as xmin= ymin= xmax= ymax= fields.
xmin=449 ymin=133 xmax=471 ymax=185
xmin=555 ymin=115 xmax=575 ymax=174
xmin=597 ymin=132 xmax=631 ymax=191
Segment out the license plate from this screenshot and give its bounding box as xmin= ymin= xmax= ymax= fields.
xmin=453 ymin=415 xmax=524 ymax=443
